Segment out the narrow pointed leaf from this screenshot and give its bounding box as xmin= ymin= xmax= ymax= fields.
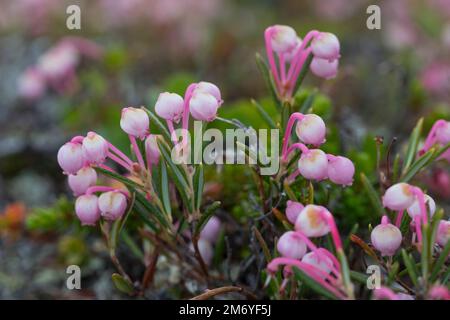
xmin=402 ymin=118 xmax=423 ymax=173
xmin=360 ymin=173 xmax=387 ymax=216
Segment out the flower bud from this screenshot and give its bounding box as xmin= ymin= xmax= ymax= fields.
xmin=286 ymin=200 xmax=304 ymax=224
xmin=82 ymin=131 xmax=108 ymax=164
xmin=98 ymin=191 xmax=128 ymax=221
xmin=269 ymin=25 xmax=298 ymax=54
xmin=295 ymin=114 xmax=326 ymax=146
xmin=435 ymin=121 xmax=450 ymax=145
xmin=310 ymin=57 xmax=338 ymax=79
xmin=154 ymin=92 xmax=184 ymax=123
xmin=327 ymin=155 xmax=355 ymax=186
xmin=145 ymin=134 xmax=160 ymax=164
xmin=57 ymin=141 xmax=85 ymax=174
xmin=298 ymin=149 xmax=328 ymax=181
xmin=371 ymin=217 xmax=402 ymax=256
xmin=200 ymin=216 xmax=221 ymax=243
xmin=295 ymin=205 xmax=330 ymax=237
xmin=407 ymin=194 xmax=436 ymax=219
xmin=75 ymin=194 xmax=100 ymax=226
xmin=189 ymin=92 xmax=219 ymax=122
xmin=382 ymin=183 xmax=415 ymax=211
xmin=311 ymin=32 xmax=340 ymax=61
xmin=301 ymin=251 xmax=333 ymax=278
xmin=120 ymin=107 xmax=149 ymax=139
xmin=68 ymin=167 xmax=97 ymax=196
xmin=195 ymin=81 xmax=222 ymax=103
xmin=436 ymin=220 xmax=450 ymax=247
xmin=277 ymin=231 xmax=307 ymax=259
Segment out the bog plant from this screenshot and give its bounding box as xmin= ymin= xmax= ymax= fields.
xmin=56 ymin=24 xmax=450 ymax=299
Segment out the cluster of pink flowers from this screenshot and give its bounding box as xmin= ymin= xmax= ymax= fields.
xmin=420 ymin=119 xmax=450 ymax=161
xmin=18 ymin=37 xmax=102 ymax=100
xmin=282 ymin=112 xmax=355 ymax=186
xmin=268 ymin=203 xmax=349 ymax=299
xmin=57 ymin=81 xmax=222 ymax=226
xmin=369 ymin=182 xmax=449 ymax=256
xmin=265 ymin=25 xmax=341 ymax=101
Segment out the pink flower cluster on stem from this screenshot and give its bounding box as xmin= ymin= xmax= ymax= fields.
xmin=264 ymin=25 xmax=341 ymax=101
xmin=282 ymin=112 xmax=355 ymax=186
xmin=267 ymin=204 xmax=349 ymax=298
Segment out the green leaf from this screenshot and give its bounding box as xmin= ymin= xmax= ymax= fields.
xmin=144 ymin=108 xmax=171 ymax=143
xmin=118 ymin=192 xmax=136 ymax=235
xmin=134 ymin=191 xmax=170 ymax=229
xmin=255 ymin=53 xmax=280 ymax=108
xmin=401 ymin=249 xmax=419 ymax=287
xmin=95 ymin=167 xmax=144 ymax=190
xmin=387 ymin=262 xmax=400 ymax=285
xmin=121 ymin=229 xmax=144 ymax=260
xmin=337 ymin=249 xmax=354 ymax=298
xmin=157 ymin=140 xmax=192 ymax=211
xmin=430 ymin=239 xmax=450 ymax=282
xmin=292 ymin=53 xmax=313 ymax=97
xmin=160 ymin=160 xmax=172 ymax=217
xmin=111 ymin=273 xmax=134 ymax=295
xmin=401 ymin=149 xmax=435 ymax=183
xmin=392 ymin=153 xmax=401 ymax=183
xmin=194 ymin=201 xmax=221 ymax=236
xmin=193 ymin=164 xmax=204 ymax=211
xmin=360 ymin=173 xmax=387 ymax=216
xmin=292 ymin=267 xmax=338 ymax=300
xmin=350 ymin=271 xmax=368 ymax=285
xmin=133 ymin=202 xmax=157 ymax=231
xmin=402 ymin=118 xmax=423 ymax=174
xmin=251 ymin=99 xmax=276 ymax=129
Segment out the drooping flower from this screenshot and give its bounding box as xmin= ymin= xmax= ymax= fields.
xmin=295 ymin=114 xmax=326 ymax=146
xmin=57 ymin=141 xmax=85 ymax=175
xmin=327 ymin=155 xmax=355 ymax=186
xmin=195 ymin=81 xmax=223 ymax=103
xmin=371 ymin=216 xmax=402 ymax=256
xmin=68 ymin=167 xmax=97 ymax=196
xmin=268 ymin=25 xmax=298 ymax=54
xmin=301 ymin=251 xmax=333 ymax=278
xmin=382 ymin=183 xmax=415 ymax=211
xmin=310 ymin=57 xmax=339 ymax=79
xmin=297 ymin=149 xmax=329 ymax=181
xmin=145 ymin=134 xmax=160 ymax=165
xmin=120 ymin=107 xmax=150 ymax=139
xmin=154 ymin=92 xmax=185 ymax=123
xmin=189 ymin=91 xmax=220 ymax=122
xmin=82 ymin=131 xmax=109 ymax=164
xmin=200 ymin=216 xmax=222 ymax=244
xmin=285 ymin=200 xmax=304 ymax=224
xmin=295 ymin=205 xmax=331 ymax=237
xmin=436 ymin=220 xmax=450 ymax=247
xmin=75 ymin=194 xmax=100 ymax=226
xmin=311 ymin=32 xmax=340 ymax=61
xmin=98 ymin=191 xmax=128 ymax=221
xmin=277 ymin=231 xmax=307 ymax=259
